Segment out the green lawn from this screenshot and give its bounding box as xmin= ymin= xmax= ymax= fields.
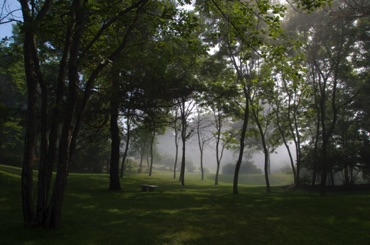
xmin=1 ymin=164 xmax=370 ymax=245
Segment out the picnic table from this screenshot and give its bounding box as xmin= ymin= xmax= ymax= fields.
xmin=140 ymin=184 xmax=158 ymax=192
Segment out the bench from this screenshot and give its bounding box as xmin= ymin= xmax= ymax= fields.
xmin=140 ymin=184 xmax=158 ymax=192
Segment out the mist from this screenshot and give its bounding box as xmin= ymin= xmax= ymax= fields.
xmin=156 ymin=129 xmax=296 ymax=174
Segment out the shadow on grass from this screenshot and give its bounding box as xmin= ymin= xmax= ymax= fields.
xmin=1 ymin=166 xmax=370 ymax=245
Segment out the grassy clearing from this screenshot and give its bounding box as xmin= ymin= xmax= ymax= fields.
xmin=1 ymin=164 xmax=370 ymax=245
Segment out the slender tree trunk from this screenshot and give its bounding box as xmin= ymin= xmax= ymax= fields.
xmin=173 ymin=135 xmax=179 ymax=179
xmin=47 ymin=122 xmax=74 ymax=228
xmin=276 ymin=117 xmax=296 ymax=184
xmin=196 ymin=111 xmax=205 ymax=181
xmin=200 ymin=144 xmax=204 ymax=180
xmin=21 ymin=34 xmax=38 ymax=227
xmin=46 ymin=0 xmax=84 ymax=227
xmin=149 ymin=130 xmax=155 ymax=176
xmin=173 ymin=113 xmax=180 ymax=179
xmin=180 ymin=141 xmax=186 ymax=186
xmin=251 ymin=103 xmax=271 ymax=193
xmin=215 ymin=125 xmax=221 ymax=186
xmin=233 ymin=87 xmax=249 ymax=195
xmin=37 ymin=24 xmax=72 ymax=225
xmin=120 ymin=116 xmax=131 ymax=178
xmin=179 ymin=98 xmax=186 ymax=186
xmin=139 ymin=149 xmax=144 ymax=173
xmin=36 ymin=71 xmax=49 ymax=226
xmin=20 ymin=0 xmax=52 ymax=226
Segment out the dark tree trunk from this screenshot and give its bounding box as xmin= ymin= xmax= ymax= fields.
xmin=311 ymin=107 xmax=321 ymax=186
xmin=200 ymin=144 xmax=204 ymax=181
xmin=20 ymin=0 xmax=53 ymax=227
xmin=139 ymin=149 xmax=144 ymax=173
xmin=215 ymin=136 xmax=221 ymax=185
xmin=196 ymin=111 xmax=205 ymax=181
xmin=275 ymin=109 xmax=296 ymax=184
xmin=120 ymin=116 xmax=131 ymax=178
xmin=46 ymin=0 xmax=84 ymax=228
xmin=109 ymin=115 xmax=121 ymax=190
xmin=233 ymin=87 xmax=249 ymax=195
xmin=214 ymin=111 xmax=221 ymax=186
xmin=21 ymin=35 xmax=38 ymax=227
xmin=179 ymin=98 xmax=186 ymax=186
xmin=47 ymin=126 xmax=74 ymax=228
xmin=37 ymin=24 xmax=72 ymax=226
xmin=251 ymin=100 xmax=271 ymax=193
xmin=149 ymin=129 xmax=155 ymax=176
xmin=173 ymin=126 xmax=179 ymax=179
xmin=109 ymin=71 xmax=121 ymax=190
xmin=36 ymin=71 xmax=49 ymax=226
xmin=179 ymin=142 xmax=186 ymax=186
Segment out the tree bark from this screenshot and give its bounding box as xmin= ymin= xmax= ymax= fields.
xmin=251 ymin=99 xmax=271 ymax=193
xmin=233 ymin=87 xmax=250 ymax=195
xmin=179 ymin=98 xmax=187 ymax=186
xmin=173 ymin=115 xmax=180 ymax=179
xmin=21 ymin=34 xmax=38 ymax=227
xmin=148 ymin=128 xmax=156 ymax=176
xmin=120 ymin=115 xmax=131 ymax=178
xmin=214 ymin=110 xmax=222 ymax=186
xmin=46 ymin=0 xmax=84 ymax=227
xmin=109 ymin=70 xmax=121 ymax=190
xmin=20 ymin=0 xmax=53 ymax=227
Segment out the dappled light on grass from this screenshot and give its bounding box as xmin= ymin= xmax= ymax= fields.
xmin=1 ymin=166 xmax=370 ymax=244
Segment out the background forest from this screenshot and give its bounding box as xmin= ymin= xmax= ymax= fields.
xmin=1 ymin=0 xmax=370 ymax=229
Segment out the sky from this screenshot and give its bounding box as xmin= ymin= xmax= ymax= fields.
xmin=1 ymin=0 xmax=21 ymax=39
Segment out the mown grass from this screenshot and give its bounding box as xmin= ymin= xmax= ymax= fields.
xmin=1 ymin=164 xmax=370 ymax=245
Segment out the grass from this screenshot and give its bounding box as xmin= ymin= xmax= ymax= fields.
xmin=1 ymin=164 xmax=370 ymax=245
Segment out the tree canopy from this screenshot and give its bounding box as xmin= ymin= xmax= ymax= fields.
xmin=3 ymin=0 xmax=370 ymax=229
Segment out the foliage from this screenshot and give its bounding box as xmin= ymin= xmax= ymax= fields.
xmin=0 ymin=39 xmax=25 ymax=154
xmin=1 ymin=0 xmax=369 ymax=229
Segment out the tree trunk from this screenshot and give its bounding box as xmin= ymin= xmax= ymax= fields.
xmin=109 ymin=70 xmax=121 ymax=190
xmin=173 ymin=128 xmax=179 ymax=179
xmin=21 ymin=35 xmax=38 ymax=226
xmin=20 ymin=0 xmax=49 ymax=226
xmin=196 ymin=111 xmax=205 ymax=181
xmin=200 ymin=145 xmax=204 ymax=181
xmin=233 ymin=87 xmax=249 ymax=195
xmin=139 ymin=149 xmax=144 ymax=173
xmin=214 ymin=111 xmax=221 ymax=185
xmin=149 ymin=130 xmax=155 ymax=176
xmin=275 ymin=114 xmax=296 ymax=184
xmin=179 ymin=98 xmax=186 ymax=186
xmin=173 ymin=112 xmax=180 ymax=179
xmin=46 ymin=0 xmax=85 ymax=227
xmin=37 ymin=25 xmax=72 ymax=225
xmin=251 ymin=102 xmax=271 ymax=193
xmin=120 ymin=116 xmax=131 ymax=178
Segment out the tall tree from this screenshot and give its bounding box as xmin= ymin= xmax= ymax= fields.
xmin=193 ymin=108 xmax=213 ymax=180
xmin=15 ymin=0 xmax=150 ymax=228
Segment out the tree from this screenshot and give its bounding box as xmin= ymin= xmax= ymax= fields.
xmin=178 ymin=97 xmax=197 ymax=186
xmin=284 ymin=0 xmax=366 ymax=193
xmin=13 ymin=0 xmax=151 ymax=228
xmin=193 ymin=108 xmax=213 ymax=180
xmin=0 ymin=38 xmax=26 ymax=164
xmin=198 ymin=53 xmax=238 ymax=184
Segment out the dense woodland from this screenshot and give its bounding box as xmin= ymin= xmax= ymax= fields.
xmin=1 ymin=0 xmax=370 ymax=228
